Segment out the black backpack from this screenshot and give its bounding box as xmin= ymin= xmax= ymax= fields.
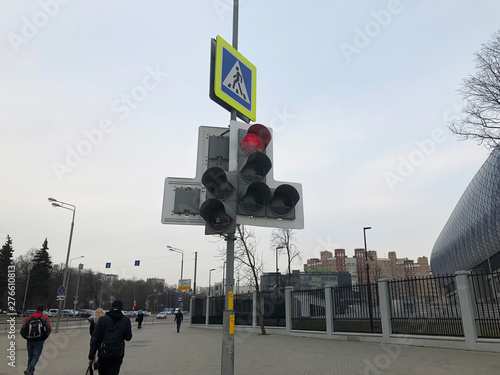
xmin=24 ymin=317 xmax=46 ymax=339
xmin=98 ymin=318 xmax=124 ymax=358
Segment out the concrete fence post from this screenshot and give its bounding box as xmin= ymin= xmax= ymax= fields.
xmin=378 ymin=278 xmax=392 ymax=342
xmin=285 ymin=286 xmax=293 ymax=333
xmin=456 ymin=270 xmax=478 ymax=350
xmin=205 ymin=296 xmax=210 ymax=327
xmin=325 ymin=286 xmax=333 ymax=335
xmin=189 ymin=296 xmax=195 ymax=326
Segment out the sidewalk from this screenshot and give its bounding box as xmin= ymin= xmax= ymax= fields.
xmin=2 ymin=319 xmax=500 ymax=375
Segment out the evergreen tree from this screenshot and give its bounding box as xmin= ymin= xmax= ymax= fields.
xmin=30 ymin=238 xmax=53 ymax=306
xmin=0 ymin=235 xmax=14 ymax=310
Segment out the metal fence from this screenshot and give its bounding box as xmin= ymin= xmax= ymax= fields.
xmin=234 ymin=293 xmax=253 ymax=326
xmin=291 ymin=288 xmax=326 ymax=331
xmin=258 ymin=291 xmax=286 ymax=327
xmin=470 ymin=270 xmax=500 ymax=338
xmin=333 ymin=283 xmax=382 ymax=334
xmin=389 ymin=275 xmax=463 ymax=336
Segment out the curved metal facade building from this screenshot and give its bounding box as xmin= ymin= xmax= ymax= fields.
xmin=431 ymin=148 xmax=500 ymax=276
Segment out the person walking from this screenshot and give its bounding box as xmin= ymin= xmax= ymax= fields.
xmin=88 ymin=300 xmax=132 ymax=375
xmin=20 ymin=304 xmax=52 ymax=375
xmin=89 ymin=308 xmax=104 ymax=336
xmin=136 ymin=309 xmax=144 ymax=329
xmin=174 ymin=309 xmax=183 ymax=333
xmin=89 ymin=308 xmax=104 ymax=370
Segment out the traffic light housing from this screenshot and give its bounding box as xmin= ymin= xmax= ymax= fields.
xmin=200 ymin=167 xmax=237 ymax=234
xmin=230 ymin=121 xmax=304 ymax=229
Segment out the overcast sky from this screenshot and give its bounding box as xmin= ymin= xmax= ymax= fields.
xmin=1 ymin=1 xmax=498 ymax=289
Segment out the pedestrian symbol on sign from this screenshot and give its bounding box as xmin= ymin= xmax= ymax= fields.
xmin=223 ymin=62 xmax=249 ymax=104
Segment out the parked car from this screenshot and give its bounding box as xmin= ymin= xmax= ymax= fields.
xmin=156 ymin=312 xmax=167 ymax=319
xmin=78 ymin=309 xmax=95 ymax=318
xmin=43 ymin=310 xmax=53 ymax=317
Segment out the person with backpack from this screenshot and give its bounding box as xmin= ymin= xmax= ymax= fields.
xmin=88 ymin=300 xmax=132 ymax=375
xmin=20 ymin=304 xmax=52 ymax=375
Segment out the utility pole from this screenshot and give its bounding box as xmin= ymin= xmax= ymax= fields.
xmin=222 ymin=4 xmax=238 ymax=374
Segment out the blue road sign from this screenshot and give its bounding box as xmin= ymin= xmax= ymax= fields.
xmin=214 ymin=35 xmax=256 ymax=121
xmin=134 ymin=260 xmax=140 ymax=266
xmin=106 ymin=262 xmax=111 ymax=268
xmin=57 ymin=286 xmax=66 ymax=295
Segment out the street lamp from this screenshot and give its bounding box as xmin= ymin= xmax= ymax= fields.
xmin=21 ymin=263 xmax=34 ymax=315
xmin=209 ymin=268 xmax=216 ymax=297
xmin=48 ymin=197 xmax=76 ymax=333
xmin=65 ymin=256 xmax=84 ymax=313
xmin=275 ymin=246 xmax=285 ymax=293
xmin=72 ymin=261 xmax=84 ymax=315
xmin=167 ymin=246 xmax=184 ymax=280
xmin=363 ymin=226 xmax=374 ymax=333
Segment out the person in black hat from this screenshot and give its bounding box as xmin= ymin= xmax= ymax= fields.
xmin=88 ymin=300 xmax=132 ymax=375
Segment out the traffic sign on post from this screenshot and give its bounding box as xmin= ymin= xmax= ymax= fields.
xmin=210 ymin=35 xmax=256 ymax=122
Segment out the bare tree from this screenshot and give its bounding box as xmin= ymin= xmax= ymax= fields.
xmin=235 ymin=225 xmax=267 ymax=335
xmin=270 ymin=228 xmax=300 ymax=287
xmin=449 ymin=31 xmax=500 ymax=148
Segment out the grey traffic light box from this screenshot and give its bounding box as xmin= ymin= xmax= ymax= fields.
xmin=161 ymin=126 xmax=229 ymax=226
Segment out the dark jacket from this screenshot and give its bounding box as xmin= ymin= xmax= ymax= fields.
xmin=136 ymin=312 xmax=144 ymax=323
xmin=174 ymin=311 xmax=183 ymax=322
xmin=88 ymin=309 xmax=132 ymax=360
xmin=20 ymin=312 xmax=51 ymax=342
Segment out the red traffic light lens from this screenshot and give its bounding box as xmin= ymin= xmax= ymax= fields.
xmin=241 ymin=133 xmax=264 ymax=155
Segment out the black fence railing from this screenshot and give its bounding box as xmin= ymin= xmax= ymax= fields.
xmin=470 ymin=270 xmax=500 ymax=338
xmin=389 ymin=275 xmax=463 ymax=337
xmin=291 ymin=288 xmax=326 ymax=331
xmin=234 ymin=293 xmax=253 ymax=326
xmin=258 ymin=291 xmax=286 ymax=327
xmin=191 ymin=297 xmax=206 ymax=324
xmin=333 ymin=283 xmax=382 ymax=334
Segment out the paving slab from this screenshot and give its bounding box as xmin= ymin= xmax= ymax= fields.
xmin=2 ymin=318 xmax=500 ymax=375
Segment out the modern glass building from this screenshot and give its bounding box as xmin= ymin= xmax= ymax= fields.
xmin=431 ymin=148 xmax=500 ymax=276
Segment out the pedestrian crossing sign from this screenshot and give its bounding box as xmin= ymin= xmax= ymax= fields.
xmin=213 ymin=35 xmax=256 ymax=121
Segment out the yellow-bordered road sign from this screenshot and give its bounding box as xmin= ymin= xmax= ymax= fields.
xmin=213 ymin=35 xmax=256 ymax=122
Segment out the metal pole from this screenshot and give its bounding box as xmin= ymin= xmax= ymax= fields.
xmin=194 ymin=252 xmax=198 ymax=295
xmin=55 ymin=206 xmax=75 ymax=333
xmin=221 ymin=2 xmax=238 ymax=372
xmin=181 ymin=251 xmax=184 ymax=280
xmin=22 ymin=264 xmax=33 ymax=315
xmin=364 ymin=227 xmax=374 ymax=334
xmin=222 ymin=232 xmax=235 ymax=375
xmin=276 ymin=247 xmax=279 ymax=293
xmin=73 ymin=264 xmax=83 ymax=314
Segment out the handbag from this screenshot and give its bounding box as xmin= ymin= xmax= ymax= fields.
xmin=86 ymin=364 xmax=94 ymax=375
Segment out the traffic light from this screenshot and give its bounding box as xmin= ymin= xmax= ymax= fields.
xmin=200 ymin=167 xmax=238 ymax=234
xmin=230 ymin=121 xmax=304 ymax=229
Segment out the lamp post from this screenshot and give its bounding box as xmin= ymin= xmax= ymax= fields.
xmin=209 ymin=268 xmax=216 ymax=297
xmin=64 ymin=255 xmax=84 ymax=314
xmin=193 ymin=251 xmax=197 ymax=295
xmin=275 ymin=246 xmax=284 ymax=293
xmin=48 ymin=197 xmax=76 ymax=333
xmin=167 ymin=246 xmax=184 ymax=281
xmin=73 ymin=263 xmax=84 ymax=314
xmin=21 ymin=263 xmax=34 ymax=315
xmin=363 ymin=226 xmax=374 ymax=333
